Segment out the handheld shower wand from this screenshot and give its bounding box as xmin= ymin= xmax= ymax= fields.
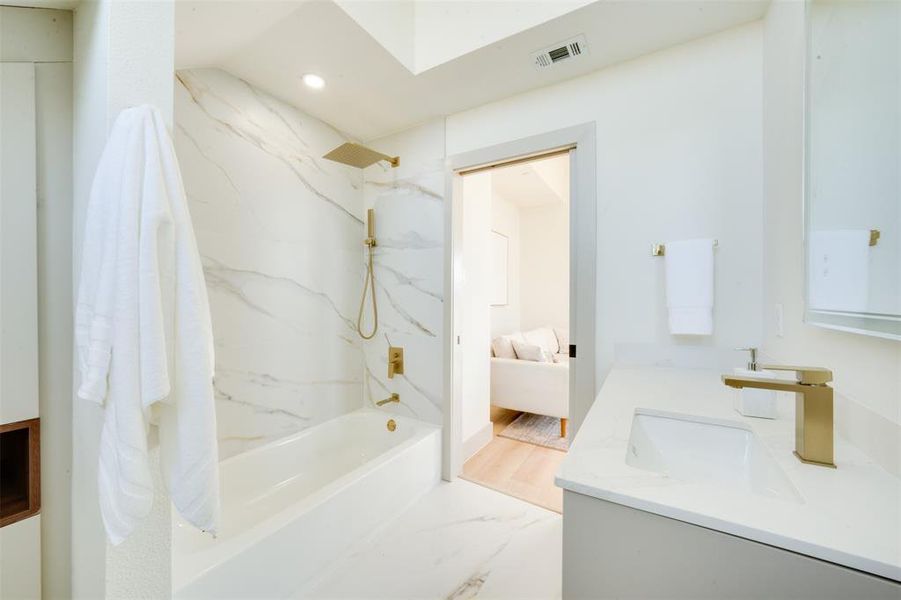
xmin=319 ymin=145 xmax=399 ymax=340
xmin=357 ymin=209 xmax=378 ymax=339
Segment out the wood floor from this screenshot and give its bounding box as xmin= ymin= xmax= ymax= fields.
xmin=461 ymin=406 xmax=567 ymax=513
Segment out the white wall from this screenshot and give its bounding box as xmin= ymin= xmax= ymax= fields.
xmin=35 ymin=60 xmax=73 ymax=600
xmin=31 ymin=12 xmax=74 ymax=598
xmin=447 ymin=22 xmax=765 ymax=415
xmin=762 ymin=0 xmax=901 ymax=476
xmin=519 ymin=201 xmax=569 ymax=332
xmin=72 ymin=1 xmax=174 ymax=597
xmin=490 ymin=187 xmax=569 ymax=337
xmin=489 ymin=192 xmax=520 ymax=337
xmin=174 ymin=68 xmax=364 ymax=459
xmin=459 ymin=172 xmax=492 ymax=451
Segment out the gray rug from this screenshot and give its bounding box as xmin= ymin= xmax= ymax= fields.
xmin=498 ymin=413 xmax=569 ymax=451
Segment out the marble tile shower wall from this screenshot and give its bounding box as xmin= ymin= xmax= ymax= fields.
xmin=361 ymin=121 xmax=446 ymax=425
xmin=175 ymin=68 xmax=365 ymax=458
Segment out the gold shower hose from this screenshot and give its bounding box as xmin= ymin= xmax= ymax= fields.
xmin=357 ymin=242 xmax=378 ymax=339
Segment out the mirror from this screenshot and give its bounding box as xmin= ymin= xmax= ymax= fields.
xmin=805 ymin=0 xmax=901 ymax=339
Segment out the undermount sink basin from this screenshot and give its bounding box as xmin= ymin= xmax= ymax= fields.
xmin=626 ymin=409 xmax=801 ymax=502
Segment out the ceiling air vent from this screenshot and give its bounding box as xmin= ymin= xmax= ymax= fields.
xmin=532 ymin=34 xmax=588 ymax=70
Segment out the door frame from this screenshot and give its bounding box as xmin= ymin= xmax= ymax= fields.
xmin=442 ymin=123 xmax=597 ymax=480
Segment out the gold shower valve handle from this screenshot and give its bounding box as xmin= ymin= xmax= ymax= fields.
xmin=388 ymin=346 xmax=404 ymax=378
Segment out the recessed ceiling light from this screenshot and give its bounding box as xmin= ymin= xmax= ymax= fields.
xmin=302 ymin=73 xmax=325 ymax=90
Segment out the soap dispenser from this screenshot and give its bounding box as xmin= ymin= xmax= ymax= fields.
xmin=732 ymin=347 xmax=778 ymax=419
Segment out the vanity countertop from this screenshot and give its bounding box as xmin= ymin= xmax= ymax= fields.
xmin=556 ymin=366 xmax=901 ymax=582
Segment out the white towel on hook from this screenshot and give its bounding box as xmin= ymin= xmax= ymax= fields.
xmin=75 ymin=105 xmax=220 ymax=544
xmin=664 ymin=238 xmax=715 ymax=335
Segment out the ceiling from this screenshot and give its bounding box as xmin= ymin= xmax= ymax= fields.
xmin=334 ymin=0 xmax=594 ymax=74
xmin=492 ymin=153 xmax=569 ymax=208
xmin=175 ymin=0 xmax=769 ymax=141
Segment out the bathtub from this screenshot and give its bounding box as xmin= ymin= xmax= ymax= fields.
xmin=173 ymin=409 xmax=441 ymax=598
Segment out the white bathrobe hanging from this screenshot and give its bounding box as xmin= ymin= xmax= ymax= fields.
xmin=75 ymin=105 xmax=220 ymax=544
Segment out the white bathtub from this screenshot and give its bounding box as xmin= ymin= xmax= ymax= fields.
xmin=173 ymin=409 xmax=441 ymax=598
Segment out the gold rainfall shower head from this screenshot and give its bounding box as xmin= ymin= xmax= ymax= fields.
xmin=323 ymin=142 xmax=400 ymax=169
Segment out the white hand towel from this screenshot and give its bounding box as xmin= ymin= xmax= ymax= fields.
xmin=664 ymin=238 xmax=715 ymax=335
xmin=75 ymin=105 xmax=219 ymax=544
xmin=808 ymin=230 xmax=870 ymax=312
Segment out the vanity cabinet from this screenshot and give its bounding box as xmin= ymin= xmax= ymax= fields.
xmin=562 ymin=490 xmax=900 ymax=599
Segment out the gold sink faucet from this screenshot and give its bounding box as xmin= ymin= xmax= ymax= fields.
xmin=722 ymin=365 xmax=835 ymax=468
xmin=376 ymin=393 xmax=400 ymax=407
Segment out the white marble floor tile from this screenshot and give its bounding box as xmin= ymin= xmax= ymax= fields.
xmin=303 ymin=480 xmax=562 ymax=600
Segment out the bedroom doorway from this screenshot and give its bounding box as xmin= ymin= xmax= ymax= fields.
xmin=444 ymin=124 xmax=597 ymax=514
xmin=454 ymin=152 xmax=572 ymax=513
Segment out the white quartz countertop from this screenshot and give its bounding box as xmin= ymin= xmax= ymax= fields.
xmin=556 ymin=366 xmax=901 ymax=582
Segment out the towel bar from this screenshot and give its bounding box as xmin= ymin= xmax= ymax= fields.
xmin=652 ymin=239 xmax=718 ymax=257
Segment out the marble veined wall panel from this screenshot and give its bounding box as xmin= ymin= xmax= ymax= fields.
xmin=361 ymin=121 xmax=446 ymax=425
xmin=175 ymin=68 xmax=364 ymax=458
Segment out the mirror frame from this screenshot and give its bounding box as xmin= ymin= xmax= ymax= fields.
xmin=802 ymin=0 xmax=901 ymax=341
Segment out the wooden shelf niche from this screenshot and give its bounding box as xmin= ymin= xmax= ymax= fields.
xmin=0 ymin=418 xmax=40 ymax=527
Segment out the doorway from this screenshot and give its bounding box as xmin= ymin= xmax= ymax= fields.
xmin=443 ymin=124 xmax=598 ymax=512
xmin=457 ymin=153 xmax=572 ymax=511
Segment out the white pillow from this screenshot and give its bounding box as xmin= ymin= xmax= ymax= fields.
xmin=512 ymin=340 xmax=552 ymax=362
xmin=491 ymin=336 xmax=515 ymax=359
xmin=555 ymin=328 xmax=569 ymax=355
xmin=492 ymin=333 xmax=525 ymax=359
xmin=523 ymin=327 xmax=559 ymax=354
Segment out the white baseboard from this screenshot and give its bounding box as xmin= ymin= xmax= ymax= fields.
xmin=461 ymin=422 xmax=493 ymax=462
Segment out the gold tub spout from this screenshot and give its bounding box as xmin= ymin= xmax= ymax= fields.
xmin=376 ymin=393 xmax=400 ymax=407
xmin=722 ymin=365 xmax=835 ymax=468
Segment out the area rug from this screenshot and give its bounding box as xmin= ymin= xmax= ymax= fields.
xmin=498 ymin=413 xmax=569 ymax=451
